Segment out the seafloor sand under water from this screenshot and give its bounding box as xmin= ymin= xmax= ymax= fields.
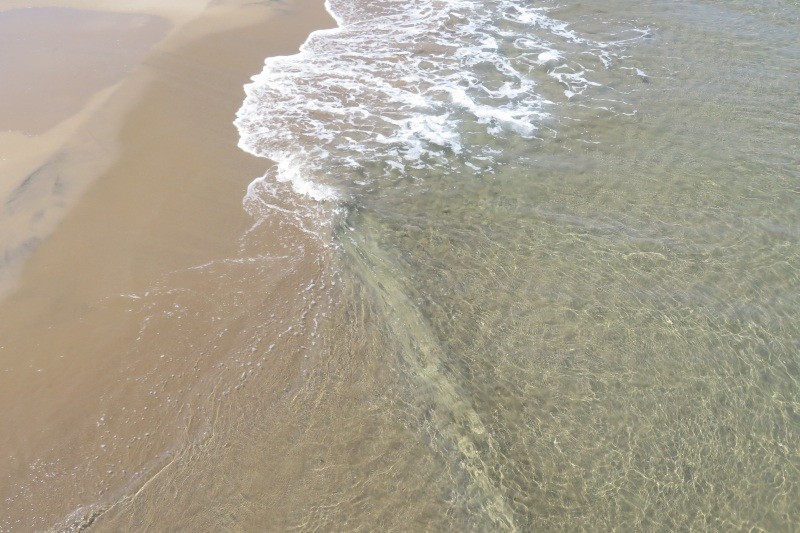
xmin=2 ymin=0 xmax=799 ymax=530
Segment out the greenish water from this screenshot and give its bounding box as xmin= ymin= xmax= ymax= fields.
xmin=98 ymin=0 xmax=799 ymax=530
xmin=321 ymin=1 xmax=800 ymax=529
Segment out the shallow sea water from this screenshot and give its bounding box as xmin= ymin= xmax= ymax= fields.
xmin=99 ymin=0 xmax=799 ymax=530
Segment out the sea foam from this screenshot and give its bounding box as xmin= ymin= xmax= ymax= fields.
xmin=235 ymin=0 xmax=647 ymax=206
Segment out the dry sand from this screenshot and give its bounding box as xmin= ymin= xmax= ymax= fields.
xmin=0 ymin=0 xmax=335 ymax=529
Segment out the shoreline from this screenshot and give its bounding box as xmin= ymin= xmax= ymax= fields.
xmin=0 ymin=1 xmax=334 ymax=529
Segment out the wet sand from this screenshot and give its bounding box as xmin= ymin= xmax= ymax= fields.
xmin=0 ymin=6 xmax=169 ymax=298
xmin=0 ymin=0 xmax=334 ymax=529
xmin=0 ymin=7 xmax=171 ymax=135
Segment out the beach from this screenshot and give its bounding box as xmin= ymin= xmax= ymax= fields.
xmin=0 ymin=0 xmax=334 ymax=529
xmin=2 ymin=0 xmax=799 ymax=530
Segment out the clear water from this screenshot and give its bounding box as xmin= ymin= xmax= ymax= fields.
xmin=98 ymin=0 xmax=800 ymax=529
xmin=230 ymin=0 xmax=800 ymax=529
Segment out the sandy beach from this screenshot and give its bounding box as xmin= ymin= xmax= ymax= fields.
xmin=0 ymin=0 xmax=333 ymax=529
xmin=3 ymin=0 xmax=799 ymax=530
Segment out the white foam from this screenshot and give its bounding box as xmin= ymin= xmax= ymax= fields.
xmin=537 ymin=50 xmax=562 ymax=65
xmin=234 ymin=0 xmax=648 ymax=211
